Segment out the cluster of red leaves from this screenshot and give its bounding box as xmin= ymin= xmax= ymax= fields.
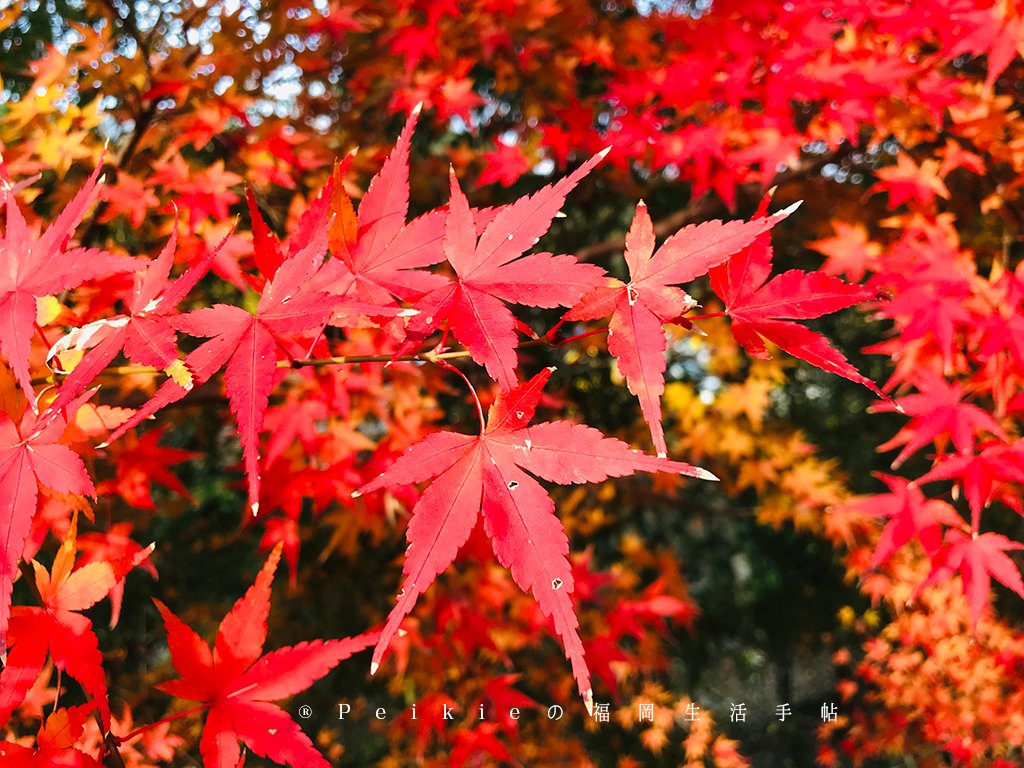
xmin=4 ymin=0 xmax=1024 ymax=764
xmin=0 ymin=91 xmax=889 ymax=762
xmin=814 ymin=165 xmax=1024 ymax=627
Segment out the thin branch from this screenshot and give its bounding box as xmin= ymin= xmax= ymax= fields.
xmin=116 ymin=702 xmax=211 ymax=743
xmin=33 ymin=325 xmax=615 ymax=386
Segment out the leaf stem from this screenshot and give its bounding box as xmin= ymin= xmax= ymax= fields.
xmin=34 ymin=322 xmax=54 ymax=350
xmin=440 ymin=361 xmax=486 ymax=434
xmin=117 ymin=702 xmax=211 ymax=743
xmin=553 ymin=327 xmax=609 ymax=346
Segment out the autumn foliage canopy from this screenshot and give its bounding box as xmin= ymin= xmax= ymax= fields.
xmin=2 ymin=0 xmax=1024 ymax=765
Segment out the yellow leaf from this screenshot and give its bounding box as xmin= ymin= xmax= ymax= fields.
xmin=36 ymin=295 xmax=62 ymax=326
xmin=166 ymin=359 xmax=194 ymax=391
xmin=54 ymin=349 xmax=85 ymax=375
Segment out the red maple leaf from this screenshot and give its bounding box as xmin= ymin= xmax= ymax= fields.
xmin=355 ymin=368 xmax=715 ymax=711
xmin=96 ymin=427 xmax=199 ymax=510
xmin=0 ymin=513 xmax=148 ymax=730
xmin=0 ymin=704 xmax=102 ymax=767
xmin=477 ymin=139 xmax=532 ymax=187
xmin=918 ymin=530 xmax=1024 ymax=628
xmin=0 ymin=163 xmax=139 ymax=404
xmin=397 ymin=157 xmax=610 ymax=389
xmin=943 ymin=4 xmax=1024 ymax=89
xmin=99 ymin=173 xmax=160 ymax=228
xmin=845 ymin=474 xmax=967 ymax=571
xmin=567 ymin=198 xmax=796 ymax=456
xmin=0 ymin=391 xmax=96 ymax=660
xmin=708 ymin=195 xmax=886 ymax=401
xmin=99 ymin=209 xmax=377 ymax=514
xmin=322 ymin=107 xmax=508 ymax=323
xmin=154 ymin=545 xmax=376 ymax=768
xmin=77 ymin=522 xmax=159 ymax=628
xmin=874 ymin=374 xmax=1006 ymax=469
xmin=45 ymin=228 xmax=224 ymax=414
xmin=871 ymin=153 xmax=949 ymax=209
xmin=159 ymin=256 xmax=345 ymax=515
xmin=324 ymin=106 xmax=453 ymax=308
xmin=918 ymin=440 xmax=1024 ymax=527
xmin=149 ymin=157 xmax=242 ymax=227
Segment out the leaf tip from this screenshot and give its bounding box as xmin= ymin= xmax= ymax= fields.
xmin=596 ymin=146 xmax=612 ymax=160
xmin=697 ymin=468 xmax=720 ymax=482
xmin=584 ymin=689 xmax=594 ymax=717
xmin=251 ymin=502 xmax=259 ymax=517
xmin=411 ymin=101 xmax=423 ymax=117
xmin=777 ymin=200 xmax=803 ymax=218
xmin=370 ymin=661 xmax=379 ymax=676
xmin=351 ymin=490 xmax=362 ymax=499
xmin=96 ymin=441 xmax=109 ymax=450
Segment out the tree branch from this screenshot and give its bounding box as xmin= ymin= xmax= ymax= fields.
xmin=33 ymin=325 xmax=615 ymax=387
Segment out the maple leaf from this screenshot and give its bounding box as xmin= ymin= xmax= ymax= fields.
xmin=918 ymin=441 xmax=1024 ymax=527
xmin=324 ymin=106 xmax=449 ymax=307
xmin=96 ymin=427 xmax=200 ymax=510
xmin=568 ymin=198 xmax=797 ymax=456
xmin=871 ymin=154 xmax=949 ymax=209
xmin=844 ymin=474 xmax=967 ymax=571
xmin=477 ymin=139 xmax=532 ymax=187
xmin=324 ymin=106 xmax=502 ymax=310
xmin=707 ymin=195 xmax=887 ymax=402
xmin=874 ymin=374 xmax=1007 ymax=469
xmin=45 ymin=228 xmax=224 ymax=414
xmin=0 ymin=390 xmax=95 ymax=662
xmin=918 ymin=530 xmax=1024 ymax=628
xmin=0 ymin=163 xmax=139 ymax=404
xmin=77 ymin=521 xmax=159 ymax=628
xmin=0 ymin=704 xmax=102 ymax=767
xmin=150 ymin=157 xmax=242 ymax=227
xmin=943 ymin=4 xmax=1024 ymax=89
xmin=98 ymin=173 xmax=159 ymax=228
xmin=355 ymin=368 xmax=716 ymax=711
xmin=0 ymin=512 xmax=147 ymax=730
xmin=808 ymin=221 xmax=882 ymax=282
xmin=397 ymin=157 xmax=610 ymax=389
xmin=311 ymin=1 xmax=368 ymax=41
xmin=100 ymin=210 xmax=374 ymax=515
xmin=154 ymin=545 xmax=376 ymax=768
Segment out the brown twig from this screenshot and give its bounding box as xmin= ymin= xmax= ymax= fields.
xmin=33 ymin=326 xmax=614 ymax=386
